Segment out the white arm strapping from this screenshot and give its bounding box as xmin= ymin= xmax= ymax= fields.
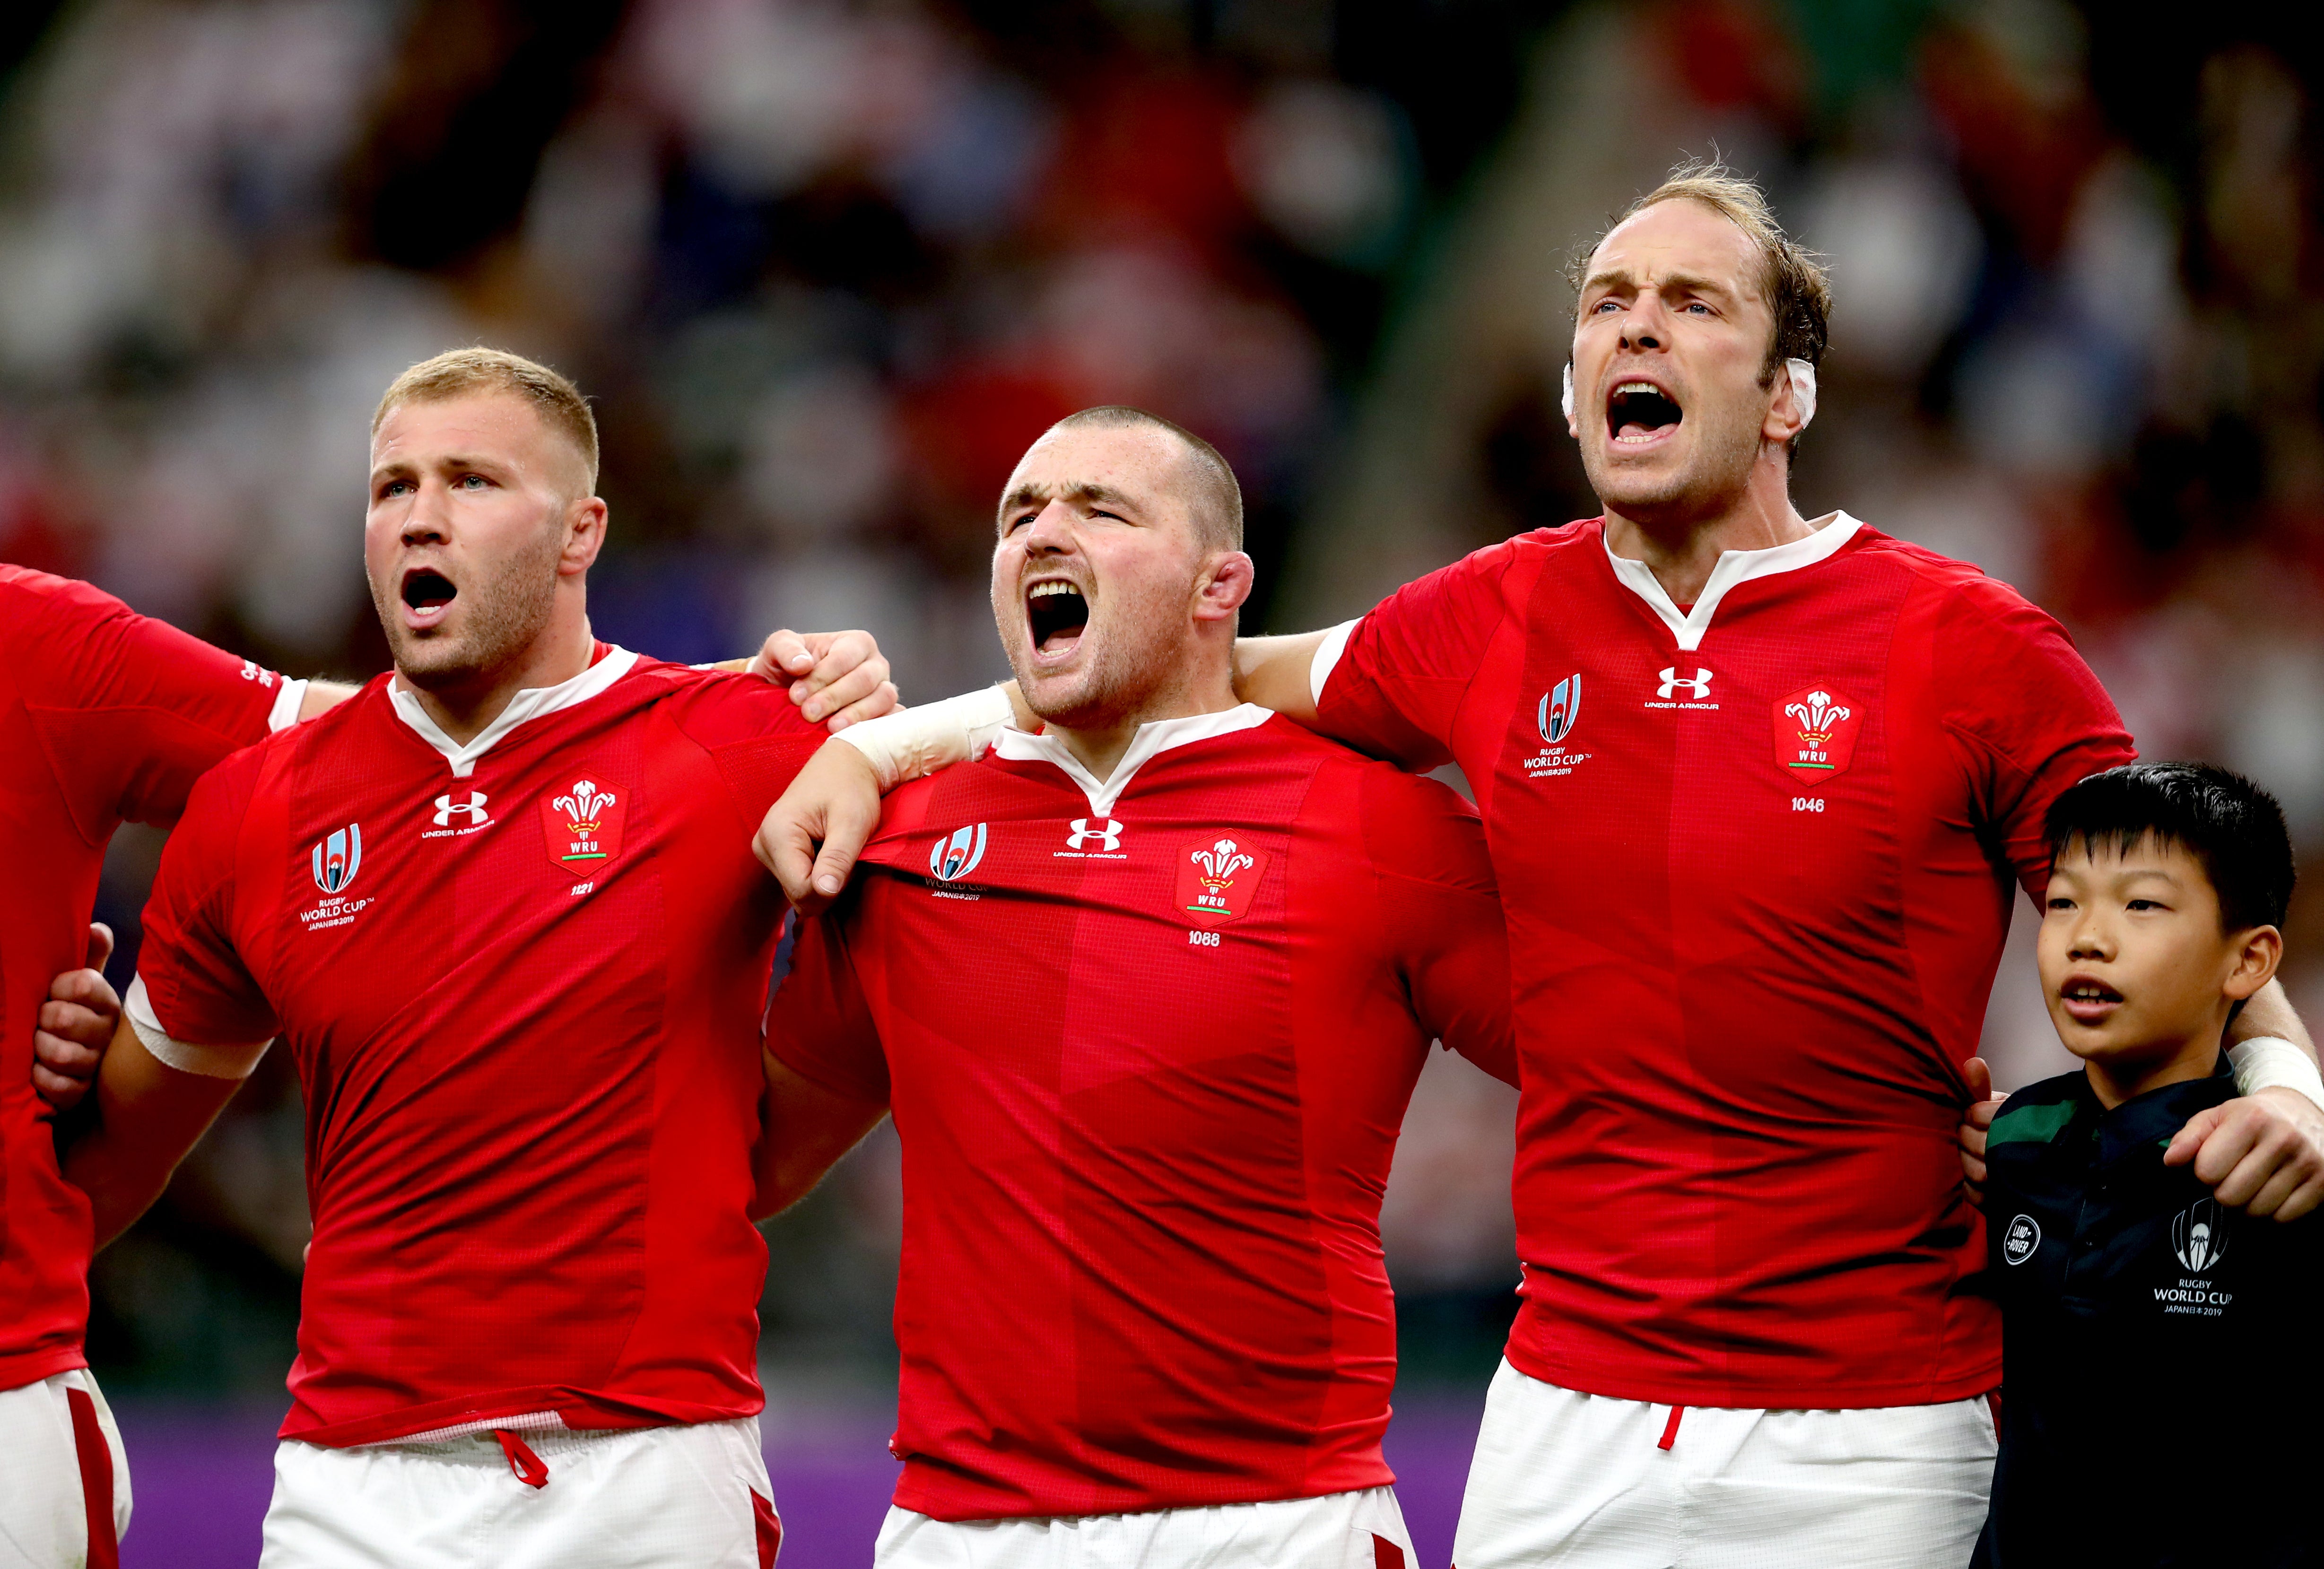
xmin=2228 ymin=1036 xmax=2324 ymax=1115
xmin=1309 ymin=619 xmax=1359 ymax=709
xmin=124 ymin=975 xmax=270 ymax=1081
xmin=834 ymin=685 xmax=1015 ymax=791
xmin=267 ymin=677 xmax=310 ymax=733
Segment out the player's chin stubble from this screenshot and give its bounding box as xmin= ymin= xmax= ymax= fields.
xmin=1584 ymin=405 xmax=1762 ymax=521
xmin=375 ymin=536 xmax=562 ymax=693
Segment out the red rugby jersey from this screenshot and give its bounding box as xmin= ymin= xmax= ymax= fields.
xmin=1315 ymin=515 xmax=2135 ymax=1409
xmin=132 ymin=648 xmax=817 ymax=1445
xmin=0 ymin=565 xmax=292 ymax=1391
xmin=768 ymin=707 xmax=1515 ymax=1521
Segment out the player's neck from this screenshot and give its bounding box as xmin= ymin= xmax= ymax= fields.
xmin=1047 ymin=676 xmax=1241 ymax=783
xmin=2081 ymin=1028 xmax=2224 ymax=1111
xmin=393 ymin=617 xmax=597 ymax=746
xmin=1602 ymin=463 xmax=1814 ymax=607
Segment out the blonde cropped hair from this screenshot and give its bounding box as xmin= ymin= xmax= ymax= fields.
xmin=373 ymin=347 xmax=600 ymax=490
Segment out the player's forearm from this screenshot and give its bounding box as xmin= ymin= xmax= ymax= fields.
xmin=1229 ymin=631 xmax=1331 ymax=722
xmin=64 ymin=1123 xmax=183 ymax=1248
xmin=2230 ymin=979 xmax=2314 ymax=1059
xmin=750 ymin=1052 xmax=889 ymax=1222
xmin=62 ymin=1015 xmax=242 ymax=1248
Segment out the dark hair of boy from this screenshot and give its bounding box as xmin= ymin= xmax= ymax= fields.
xmin=2043 ymin=761 xmax=2297 ymax=933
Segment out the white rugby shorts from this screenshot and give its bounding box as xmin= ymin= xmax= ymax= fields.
xmin=877 ymin=1484 xmax=1413 ymax=1569
xmin=1452 ymin=1360 xmax=1996 ymax=1569
xmin=259 ymin=1416 xmax=780 ymax=1569
xmin=0 ymin=1368 xmax=133 ymax=1569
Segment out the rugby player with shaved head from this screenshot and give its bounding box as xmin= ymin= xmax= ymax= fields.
xmin=761 ymin=161 xmax=2324 ymax=1565
xmin=56 ymin=348 xmax=897 ymax=1569
xmin=751 ymin=406 xmax=1516 ymax=1567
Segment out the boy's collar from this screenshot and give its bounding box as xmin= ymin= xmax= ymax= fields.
xmin=2078 ymin=1051 xmax=2234 ymax=1162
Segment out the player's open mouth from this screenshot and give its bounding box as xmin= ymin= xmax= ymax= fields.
xmin=400 ymin=567 xmax=458 ymax=631
xmin=1609 ymin=381 xmax=1682 ymax=446
xmin=1026 ymin=578 xmax=1088 ymax=659
xmin=2059 ymin=975 xmax=2124 ymax=1026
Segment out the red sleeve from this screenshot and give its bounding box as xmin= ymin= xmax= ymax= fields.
xmin=664 ymin=668 xmax=826 ymax=821
xmin=137 ymin=756 xmax=279 ymax=1046
xmin=765 ymin=908 xmax=890 ymax=1105
xmin=1312 ymin=539 xmax=1523 ymax=770
xmin=7 ymin=570 xmax=283 ymax=836
xmin=1358 ymin=766 xmax=1518 ymax=1087
xmin=1937 ymin=578 xmax=2137 ymax=902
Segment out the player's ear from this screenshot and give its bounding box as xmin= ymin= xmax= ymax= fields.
xmin=560 ymin=495 xmax=609 ymax=578
xmin=1193 ymin=551 xmax=1253 ymax=623
xmin=2224 ymin=925 xmax=2283 ymax=1000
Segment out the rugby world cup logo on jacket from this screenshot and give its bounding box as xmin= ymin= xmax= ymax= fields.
xmin=929 ymin=823 xmax=988 ymax=883
xmin=1538 ymin=674 xmax=1581 ymax=745
xmin=540 ymin=777 xmax=627 ymax=869
xmin=312 ymin=824 xmax=363 ymax=894
xmin=1175 ymin=835 xmax=1270 ymax=926
xmin=2173 ymin=1197 xmax=2229 ymax=1274
xmin=1773 ymin=685 xmax=1864 ymax=780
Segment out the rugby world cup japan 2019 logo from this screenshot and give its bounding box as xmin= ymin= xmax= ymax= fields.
xmin=1538 ymin=673 xmax=1581 ymax=745
xmin=1773 ymin=685 xmax=1864 ymax=780
xmin=2173 ymin=1197 xmax=2229 ymax=1274
xmin=929 ymin=823 xmax=988 ymax=883
xmin=1175 ymin=835 xmax=1270 ymax=926
xmin=540 ymin=777 xmax=627 ymax=870
xmin=312 ymin=824 xmax=362 ymax=894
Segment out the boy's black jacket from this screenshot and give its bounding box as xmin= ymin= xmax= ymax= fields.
xmin=1975 ymin=1055 xmax=2321 ymax=1568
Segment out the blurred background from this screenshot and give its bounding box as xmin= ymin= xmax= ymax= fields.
xmin=3 ymin=0 xmax=2318 ymax=1562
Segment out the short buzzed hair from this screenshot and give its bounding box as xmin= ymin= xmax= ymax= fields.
xmin=373 ymin=347 xmax=600 ymax=491
xmin=1568 ymin=156 xmax=1832 ymax=382
xmin=1049 ymin=406 xmax=1243 ymax=552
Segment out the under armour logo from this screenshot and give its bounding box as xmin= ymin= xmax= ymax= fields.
xmin=1065 ymin=818 xmax=1124 ymax=852
xmin=433 ymin=791 xmax=491 ymax=827
xmin=1657 ymin=667 xmax=1713 ymax=700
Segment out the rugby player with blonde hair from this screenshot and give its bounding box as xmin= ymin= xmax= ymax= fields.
xmin=58 ymin=347 xmax=896 ymax=1568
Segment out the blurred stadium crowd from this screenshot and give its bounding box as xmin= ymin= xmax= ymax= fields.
xmin=0 ymin=0 xmax=2317 ymax=1395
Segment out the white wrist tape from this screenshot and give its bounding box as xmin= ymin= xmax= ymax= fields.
xmin=2228 ymin=1036 xmax=2324 ymax=1115
xmin=125 ymin=975 xmax=270 ymax=1080
xmin=835 ymin=685 xmax=1015 ymax=790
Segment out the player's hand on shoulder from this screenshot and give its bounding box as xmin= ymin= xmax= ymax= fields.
xmin=748 ymin=629 xmax=899 ymax=733
xmin=34 ymin=924 xmax=118 ymax=1118
xmin=1957 ymin=1055 xmax=2004 ymax=1208
xmin=756 ymin=740 xmax=884 ymax=914
xmin=2167 ymin=1088 xmax=2324 ymax=1222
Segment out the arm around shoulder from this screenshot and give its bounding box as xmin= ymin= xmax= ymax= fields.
xmin=1230 ymin=630 xmax=1334 ymax=723
xmin=751 ymin=1051 xmax=889 ymax=1222
xmin=1362 ymin=769 xmax=1518 ymax=1086
xmin=62 ymin=1003 xmax=255 ymax=1248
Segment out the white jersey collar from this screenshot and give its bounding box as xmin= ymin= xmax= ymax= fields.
xmin=1602 ymin=512 xmax=1863 ymax=653
xmin=390 ymin=646 xmax=641 ymax=779
xmin=992 ymin=704 xmax=1273 ymax=817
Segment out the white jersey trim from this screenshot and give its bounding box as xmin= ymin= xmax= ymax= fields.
xmin=389 ymin=647 xmax=641 ymax=779
xmin=1602 ymin=511 xmax=1864 ymax=653
xmin=992 ymin=704 xmax=1274 ymax=818
xmin=1309 ymin=619 xmax=1360 ymax=708
xmin=267 ymin=677 xmax=310 ymax=733
xmin=125 ymin=974 xmax=270 ymax=1079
